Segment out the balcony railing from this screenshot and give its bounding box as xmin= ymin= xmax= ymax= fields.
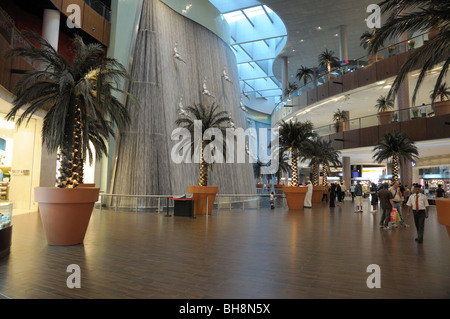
xmin=271 ymin=32 xmax=431 ymax=124
xmin=83 ymin=0 xmax=111 ymax=22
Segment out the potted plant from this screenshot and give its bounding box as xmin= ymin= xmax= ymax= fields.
xmin=6 ymin=33 xmax=138 ymax=245
xmin=175 ymin=102 xmax=231 ymax=215
xmin=431 ymin=83 xmax=450 ymax=116
xmin=332 ymin=109 xmax=348 ymax=132
xmin=301 ymin=136 xmax=325 ymax=203
xmin=408 ymin=39 xmax=415 ymax=50
xmin=387 ymin=45 xmax=395 ymax=57
xmin=296 ymin=65 xmax=314 ymax=86
xmin=318 ymin=49 xmax=340 ymax=77
xmin=360 ymin=29 xmax=384 ymax=64
xmin=436 ymin=198 xmax=450 ymax=238
xmin=372 ymin=131 xmax=419 ymax=184
xmin=319 ymin=139 xmax=341 ymax=187
xmin=274 ymin=151 xmax=290 ymax=194
xmin=253 ymin=160 xmax=265 ymax=190
xmin=284 ymin=81 xmax=298 ymax=98
xmin=279 ymin=120 xmax=314 ymax=210
xmin=375 ymin=95 xmax=395 ymax=124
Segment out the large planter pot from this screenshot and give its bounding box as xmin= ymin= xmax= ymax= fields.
xmin=274 ymin=184 xmax=284 ymax=194
xmin=432 ymin=101 xmax=450 ymax=116
xmin=187 ymin=185 xmax=218 ymax=216
xmin=283 ymin=186 xmax=308 ymax=210
xmin=378 ymin=111 xmax=394 ymax=125
xmin=78 ymin=183 xmax=95 ymax=188
xmin=312 ymin=186 xmax=325 ymax=203
xmin=34 ymin=187 xmax=100 ymax=246
xmin=436 ymin=198 xmax=450 ymax=238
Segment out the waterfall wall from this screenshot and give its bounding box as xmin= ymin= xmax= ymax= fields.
xmin=110 ymin=0 xmax=256 ymax=196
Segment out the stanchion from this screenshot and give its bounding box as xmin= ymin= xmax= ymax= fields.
xmin=165 ymin=197 xmax=171 ymax=217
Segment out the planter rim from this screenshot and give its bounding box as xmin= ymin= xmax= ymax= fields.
xmin=34 ymin=187 xmax=100 ymax=204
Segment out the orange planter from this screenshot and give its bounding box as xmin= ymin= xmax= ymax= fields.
xmin=188 ymin=185 xmax=218 ymax=216
xmin=34 ymin=187 xmax=99 ymax=245
xmin=312 ymin=186 xmax=325 ymax=203
xmin=433 ymin=101 xmax=450 ymax=116
xmin=283 ymin=186 xmax=308 ymax=210
xmin=436 ymin=198 xmax=450 ymax=238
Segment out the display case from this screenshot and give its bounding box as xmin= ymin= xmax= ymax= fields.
xmin=0 ymin=202 xmax=12 ymax=259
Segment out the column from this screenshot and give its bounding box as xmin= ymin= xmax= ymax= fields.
xmin=343 ymin=156 xmax=351 ymax=190
xmin=281 ymin=56 xmax=288 ymax=99
xmin=39 ymin=9 xmax=61 ymax=187
xmin=338 ymin=25 xmax=348 ymax=61
xmin=400 ymin=158 xmax=412 ymax=188
xmin=395 ymin=10 xmax=410 ymax=121
xmin=42 ymin=9 xmax=61 ymax=50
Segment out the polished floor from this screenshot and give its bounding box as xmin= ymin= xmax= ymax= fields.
xmin=0 ymin=197 xmax=449 ymax=299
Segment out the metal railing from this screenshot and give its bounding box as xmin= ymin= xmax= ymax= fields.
xmin=97 ymin=193 xmax=287 ymax=213
xmin=271 ymin=32 xmax=431 ymax=123
xmin=314 ymin=103 xmax=436 ymax=137
xmin=83 ymin=0 xmax=111 ymax=21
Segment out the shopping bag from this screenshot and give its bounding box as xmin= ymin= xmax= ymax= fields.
xmin=396 ymin=212 xmax=401 ymax=223
xmin=390 ymin=209 xmax=397 ymax=223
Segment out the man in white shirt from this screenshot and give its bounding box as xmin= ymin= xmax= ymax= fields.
xmin=406 ymin=185 xmax=429 ymax=243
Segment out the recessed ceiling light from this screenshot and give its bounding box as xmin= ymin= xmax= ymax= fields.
xmin=317 ymin=26 xmax=321 ymax=30
xmin=335 ymin=33 xmax=339 ymax=37
xmin=300 ymin=39 xmax=304 ymax=43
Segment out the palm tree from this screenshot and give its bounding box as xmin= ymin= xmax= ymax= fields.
xmin=318 ymin=49 xmax=340 ymax=74
xmin=372 ymin=131 xmax=419 ymax=183
xmin=278 ymin=120 xmax=314 ymax=187
xmin=319 ymin=139 xmax=341 ymax=186
xmin=253 ymin=159 xmax=264 ymax=184
xmin=5 ymin=33 xmax=137 ymax=188
xmin=296 ymin=66 xmax=314 ymax=86
xmin=301 ymin=135 xmax=323 ymax=186
xmin=431 ymin=83 xmax=450 ymax=102
xmin=360 ymin=29 xmax=378 ymax=50
xmin=375 ymin=95 xmax=395 ymax=112
xmin=175 ymin=102 xmax=231 ymax=187
xmin=284 ymin=81 xmax=298 ymax=97
xmin=368 ymin=0 xmax=450 ymax=105
xmin=276 ymin=151 xmax=291 ymax=185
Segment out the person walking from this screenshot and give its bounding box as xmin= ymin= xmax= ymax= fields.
xmin=336 ymin=182 xmax=342 ymax=206
xmin=370 ymin=182 xmax=378 ymax=213
xmin=419 ymin=103 xmax=427 ymax=118
xmin=406 ymin=185 xmax=429 ymax=243
xmin=304 ymin=181 xmax=313 ymax=208
xmin=350 ymin=184 xmax=355 ymax=202
xmin=329 ymin=183 xmax=337 ymax=208
xmin=340 ymin=182 xmax=347 ymax=203
xmin=436 ymin=184 xmax=445 ymax=198
xmin=378 ymin=183 xmax=394 ymax=229
xmin=354 ymin=180 xmax=363 ymax=212
xmin=270 ymin=192 xmax=275 ymax=209
xmin=321 ymin=184 xmax=329 ymax=202
xmin=389 ymin=181 xmax=409 ymax=228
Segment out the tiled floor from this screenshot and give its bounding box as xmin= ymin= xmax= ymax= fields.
xmin=0 ymin=198 xmax=449 ymax=299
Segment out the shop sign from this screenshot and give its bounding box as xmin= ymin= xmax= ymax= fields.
xmin=11 ymin=169 xmax=30 ymax=176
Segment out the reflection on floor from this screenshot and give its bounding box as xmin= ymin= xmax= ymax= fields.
xmin=0 ymin=198 xmax=449 ymax=299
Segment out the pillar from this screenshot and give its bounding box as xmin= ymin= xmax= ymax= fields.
xmin=42 ymin=9 xmax=61 ymax=50
xmin=39 ymin=9 xmax=60 ymax=187
xmin=338 ymin=25 xmax=348 ymax=61
xmin=343 ymin=156 xmax=351 ymax=189
xmin=395 ymin=9 xmax=410 ymax=121
xmin=281 ymin=56 xmax=288 ymax=99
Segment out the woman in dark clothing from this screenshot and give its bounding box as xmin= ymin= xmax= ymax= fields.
xmin=330 ymin=183 xmax=337 ymax=207
xmin=370 ymin=182 xmax=378 ymax=212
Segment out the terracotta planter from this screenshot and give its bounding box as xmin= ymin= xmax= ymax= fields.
xmin=283 ymin=186 xmax=308 ymax=210
xmin=312 ymin=186 xmax=325 ymax=203
xmin=432 ymin=101 xmax=450 ymax=116
xmin=78 ymin=183 xmax=95 ymax=188
xmin=34 ymin=187 xmax=99 ymax=246
xmin=378 ymin=111 xmax=393 ymax=125
xmin=274 ymin=184 xmax=284 ymax=194
xmin=187 ymin=185 xmax=218 ymax=216
xmin=436 ymin=198 xmax=450 ymax=238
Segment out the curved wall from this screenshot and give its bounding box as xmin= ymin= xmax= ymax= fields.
xmin=110 ymin=0 xmax=255 ymax=196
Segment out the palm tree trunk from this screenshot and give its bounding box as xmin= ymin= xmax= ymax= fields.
xmin=199 ymin=147 xmax=209 ymax=187
xmin=312 ymin=160 xmax=319 ymax=186
xmin=277 ymin=168 xmax=282 ymax=184
xmin=392 ymin=154 xmax=399 ymax=183
xmin=291 ymin=154 xmax=298 ymax=187
xmin=72 ymin=106 xmax=83 ymax=186
xmin=322 ymin=163 xmax=328 ymax=186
